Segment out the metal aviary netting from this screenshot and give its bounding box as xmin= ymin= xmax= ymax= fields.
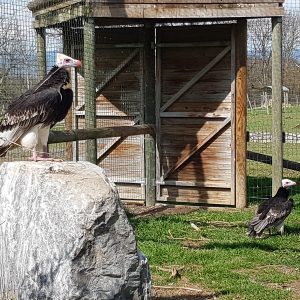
xmin=0 ymin=0 xmax=299 ymax=206
xmin=247 ymin=0 xmax=300 ymax=204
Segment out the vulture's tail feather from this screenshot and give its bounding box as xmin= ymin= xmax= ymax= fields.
xmin=248 ymin=215 xmax=269 ymax=237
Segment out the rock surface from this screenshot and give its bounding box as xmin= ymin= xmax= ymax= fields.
xmin=0 ymin=161 xmax=149 ymax=299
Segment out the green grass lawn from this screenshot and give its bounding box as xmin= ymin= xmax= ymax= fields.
xmin=129 ymin=192 xmax=300 ymax=299
xmin=247 ymin=105 xmax=300 ymax=202
xmin=129 ymin=105 xmax=300 ymax=299
xmin=247 ymin=105 xmax=300 ymax=133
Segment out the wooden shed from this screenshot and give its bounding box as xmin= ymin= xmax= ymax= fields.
xmin=28 ymin=0 xmax=285 ymax=208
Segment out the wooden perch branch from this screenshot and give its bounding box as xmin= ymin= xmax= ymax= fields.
xmin=48 ymin=124 xmax=155 ymax=144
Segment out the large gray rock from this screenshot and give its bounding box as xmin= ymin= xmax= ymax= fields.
xmin=0 ymin=161 xmax=150 ymax=299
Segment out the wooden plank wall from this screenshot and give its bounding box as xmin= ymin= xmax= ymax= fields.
xmin=157 ymin=25 xmax=234 ymax=205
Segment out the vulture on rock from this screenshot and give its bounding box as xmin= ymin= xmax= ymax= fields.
xmin=248 ymin=179 xmax=297 ymax=238
xmin=0 ymin=53 xmax=81 ymax=161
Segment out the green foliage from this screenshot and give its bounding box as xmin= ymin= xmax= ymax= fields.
xmin=130 ymin=199 xmax=300 ymax=299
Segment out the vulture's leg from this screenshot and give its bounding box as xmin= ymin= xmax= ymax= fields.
xmin=34 ymin=126 xmax=63 ymax=161
xmin=37 ymin=126 xmax=50 ymax=158
xmin=31 ymin=147 xmax=38 ymax=162
xmin=276 ymin=222 xmax=285 ymax=235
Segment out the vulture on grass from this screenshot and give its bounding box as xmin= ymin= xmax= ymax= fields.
xmin=248 ymin=179 xmax=297 ymax=238
xmin=0 ymin=53 xmax=81 ymax=161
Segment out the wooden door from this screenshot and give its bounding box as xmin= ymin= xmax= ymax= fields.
xmin=156 ymin=25 xmax=235 ymax=205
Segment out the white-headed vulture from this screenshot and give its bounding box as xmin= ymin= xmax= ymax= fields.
xmin=0 ymin=53 xmax=81 ymax=161
xmin=248 ymin=179 xmax=297 ymax=238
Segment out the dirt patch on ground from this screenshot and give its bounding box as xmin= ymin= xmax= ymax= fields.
xmin=125 ymin=204 xmax=217 ymax=299
xmin=151 ymin=287 xmax=216 ymax=300
xmin=236 ymin=265 xmax=300 ymax=299
xmin=236 ymin=265 xmax=299 ymax=276
xmin=288 ymin=280 xmax=300 ymax=299
xmin=151 ymin=276 xmax=217 ymax=300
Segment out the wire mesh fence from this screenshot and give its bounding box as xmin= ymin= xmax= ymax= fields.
xmin=0 ymin=0 xmax=299 ymax=206
xmin=247 ymin=0 xmax=300 ymax=203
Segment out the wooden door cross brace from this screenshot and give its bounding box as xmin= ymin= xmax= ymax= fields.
xmin=96 ymin=48 xmax=140 ymax=95
xmin=96 ymin=116 xmax=141 ymax=164
xmin=162 ymin=117 xmax=231 ymax=180
xmin=160 ymin=45 xmax=231 ymax=113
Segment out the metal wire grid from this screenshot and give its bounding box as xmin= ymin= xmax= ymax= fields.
xmin=0 ymin=1 xmax=145 ymax=199
xmin=0 ymin=0 xmax=298 ymax=204
xmin=247 ymin=0 xmax=300 ymax=203
xmin=0 ymin=0 xmax=37 ymax=162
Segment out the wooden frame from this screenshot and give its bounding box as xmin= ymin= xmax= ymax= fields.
xmin=271 ymin=17 xmax=283 ymax=195
xmin=235 ymin=19 xmax=247 ymax=209
xmin=156 ymin=25 xmax=235 ymax=205
xmin=29 ymin=0 xmax=284 ymax=208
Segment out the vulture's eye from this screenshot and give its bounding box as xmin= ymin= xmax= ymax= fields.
xmin=65 ymin=59 xmax=71 ymax=63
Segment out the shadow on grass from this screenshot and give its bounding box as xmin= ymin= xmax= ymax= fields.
xmin=284 ymin=225 xmax=300 ymax=235
xmin=202 ymin=241 xmax=300 ymax=253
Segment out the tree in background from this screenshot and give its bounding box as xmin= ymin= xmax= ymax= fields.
xmin=247 ymin=12 xmax=300 ymax=106
xmin=0 ymin=13 xmax=36 ymax=113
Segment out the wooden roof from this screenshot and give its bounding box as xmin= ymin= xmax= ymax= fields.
xmin=28 ymin=0 xmax=285 ymax=28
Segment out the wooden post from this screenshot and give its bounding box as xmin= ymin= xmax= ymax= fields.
xmin=63 ymin=27 xmax=73 ymax=161
xmin=235 ymin=19 xmax=247 ymax=209
xmin=36 ymin=28 xmax=46 ymax=80
xmin=143 ymin=22 xmax=156 ymax=206
xmin=272 ymin=17 xmax=283 ymax=195
xmin=83 ymin=17 xmax=97 ymax=164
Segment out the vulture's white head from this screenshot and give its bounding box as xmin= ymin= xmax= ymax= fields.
xmin=282 ymin=178 xmax=297 ymax=188
xmin=56 ymin=53 xmax=82 ymax=68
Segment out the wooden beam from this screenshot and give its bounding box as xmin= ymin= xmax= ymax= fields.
xmin=156 ymin=29 xmax=163 ymax=205
xmin=230 ymin=25 xmax=236 ymax=206
xmin=247 ymin=151 xmax=300 ymax=172
xmin=84 ymin=17 xmax=97 ymax=164
xmin=48 ymin=125 xmax=154 ymax=144
xmin=160 ymin=112 xmax=229 ymax=118
xmin=33 ymin=5 xmax=83 ymax=28
xmin=96 ymin=43 xmax=144 ymax=49
xmin=36 ymin=28 xmax=46 ymax=80
xmin=235 ymin=19 xmax=247 ymax=209
xmin=156 ymin=41 xmax=230 ymax=48
xmin=63 ymin=27 xmax=73 ymax=161
xmin=160 ymin=46 xmax=231 ymax=112
xmin=272 ymin=17 xmax=283 ymax=195
xmin=87 ymin=0 xmax=284 ymax=3
xmin=90 ymin=3 xmax=284 ymax=19
xmin=29 ymin=0 xmax=82 ymax=14
xmin=35 ymin=27 xmax=47 ymax=155
xmin=158 ymin=180 xmax=231 ymax=188
xmin=143 ymin=22 xmax=156 ymax=207
xmin=163 ymin=117 xmax=231 ymax=180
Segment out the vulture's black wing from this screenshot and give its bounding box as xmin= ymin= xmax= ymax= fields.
xmin=0 ymin=84 xmax=72 ymax=156
xmin=257 ymin=187 xmax=289 ymax=212
xmin=248 ymin=199 xmax=293 ymax=237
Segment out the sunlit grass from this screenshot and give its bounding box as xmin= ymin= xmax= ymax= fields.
xmin=247 ymin=105 xmax=300 ymax=132
xmin=130 ymin=198 xmax=300 ymax=299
